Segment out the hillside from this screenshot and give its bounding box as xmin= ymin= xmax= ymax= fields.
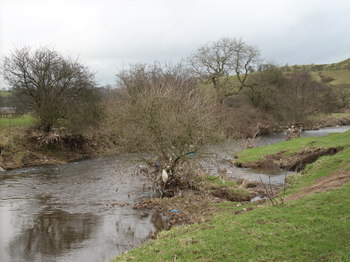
xmin=282 ymin=58 xmax=350 ymax=86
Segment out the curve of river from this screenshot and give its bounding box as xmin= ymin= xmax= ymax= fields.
xmin=1 ymin=125 xmax=349 ymax=262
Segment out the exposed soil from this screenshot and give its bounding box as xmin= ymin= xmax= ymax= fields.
xmin=235 ymin=147 xmax=340 ymax=172
xmin=286 ymin=170 xmax=350 ymax=201
xmin=0 ymin=129 xmax=103 ymax=170
xmin=1 ymin=145 xmax=94 ymax=170
xmin=133 ymin=191 xmax=227 ymax=230
xmin=132 ymin=179 xmax=281 ymax=231
xmin=311 ymin=115 xmax=350 ymax=129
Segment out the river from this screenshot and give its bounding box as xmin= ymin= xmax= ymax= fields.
xmin=1 ymin=126 xmax=349 ymax=262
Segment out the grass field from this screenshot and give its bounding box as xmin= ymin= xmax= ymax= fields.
xmin=115 ymin=131 xmax=350 ymax=262
xmin=0 ymin=115 xmax=35 ymax=128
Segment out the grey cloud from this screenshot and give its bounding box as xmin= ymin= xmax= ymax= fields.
xmin=1 ymin=0 xmax=350 ymax=86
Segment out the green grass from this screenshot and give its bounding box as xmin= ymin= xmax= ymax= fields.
xmin=309 ymin=70 xmax=350 ymax=86
xmin=0 ymin=115 xmax=35 ymax=128
xmin=235 ymin=130 xmax=350 ymax=163
xmin=114 ymin=131 xmax=350 ymax=262
xmin=328 ymin=113 xmax=350 ymax=118
xmin=282 ymin=58 xmax=350 ymax=86
xmin=204 ymin=175 xmax=237 ymax=188
xmin=0 ymin=90 xmax=11 ymax=97
xmin=116 ymin=186 xmax=350 ymax=262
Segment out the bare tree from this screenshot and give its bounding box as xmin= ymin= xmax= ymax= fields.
xmin=187 ymin=37 xmax=260 ymax=103
xmin=108 ymin=64 xmax=225 ymax=194
xmin=274 ymin=72 xmax=332 ymax=123
xmin=1 ymin=47 xmax=100 ymax=132
xmin=334 ymin=85 xmax=350 ymax=110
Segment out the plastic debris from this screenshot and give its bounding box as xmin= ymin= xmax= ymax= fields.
xmin=162 ymin=169 xmax=168 ymax=183
xmin=185 ymin=152 xmax=196 ymax=157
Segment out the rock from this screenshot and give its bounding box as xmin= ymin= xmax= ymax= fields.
xmin=0 ymin=167 xmax=5 ymax=172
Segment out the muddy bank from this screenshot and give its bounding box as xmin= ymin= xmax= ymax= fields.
xmin=235 ymin=146 xmax=340 ymax=172
xmin=0 ymin=146 xmax=96 ymax=170
xmin=0 ymin=147 xmax=95 ymax=170
xmin=256 ymin=114 xmax=350 ymax=135
xmin=131 ymin=179 xmax=281 ymax=230
xmin=0 ymin=128 xmax=108 ymax=170
xmin=310 ymin=115 xmax=350 ymax=129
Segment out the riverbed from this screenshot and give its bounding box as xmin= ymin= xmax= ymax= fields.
xmin=1 ymin=126 xmax=349 ymax=262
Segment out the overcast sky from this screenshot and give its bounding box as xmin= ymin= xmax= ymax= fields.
xmin=1 ymin=0 xmax=350 ymax=87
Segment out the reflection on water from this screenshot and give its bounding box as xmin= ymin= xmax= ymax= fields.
xmin=1 ymin=126 xmax=349 ymax=262
xmin=9 ymin=209 xmax=98 ymax=259
xmin=0 ymin=156 xmax=156 ymax=262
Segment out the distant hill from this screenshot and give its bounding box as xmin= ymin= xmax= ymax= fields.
xmin=282 ymin=58 xmax=350 ymax=86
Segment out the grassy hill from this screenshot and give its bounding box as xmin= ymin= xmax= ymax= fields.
xmin=282 ymin=58 xmax=350 ymax=86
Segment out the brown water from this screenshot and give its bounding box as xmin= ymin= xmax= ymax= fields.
xmin=1 ymin=126 xmax=349 ymax=262
xmin=0 ymin=156 xmax=159 ymax=262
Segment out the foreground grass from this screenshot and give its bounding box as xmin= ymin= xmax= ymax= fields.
xmin=115 ymin=131 xmax=350 ymax=262
xmin=0 ymin=115 xmax=35 ymax=128
xmin=116 ymin=186 xmax=350 ymax=262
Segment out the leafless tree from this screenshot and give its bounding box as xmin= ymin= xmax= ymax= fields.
xmin=274 ymin=72 xmax=332 ymax=123
xmin=1 ymin=47 xmax=100 ymax=132
xmin=334 ymin=85 xmax=350 ymax=110
xmin=187 ymin=37 xmax=260 ymax=103
xmin=108 ymin=64 xmax=225 ymax=193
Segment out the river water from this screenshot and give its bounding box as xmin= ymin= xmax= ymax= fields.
xmin=1 ymin=126 xmax=349 ymax=262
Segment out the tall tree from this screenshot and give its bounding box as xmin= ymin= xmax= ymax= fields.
xmin=187 ymin=37 xmax=260 ymax=103
xmin=1 ymin=47 xmax=100 ymax=132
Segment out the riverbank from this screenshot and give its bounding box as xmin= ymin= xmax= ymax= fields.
xmin=0 ymin=127 xmax=106 ymax=170
xmin=131 ymin=175 xmax=280 ymax=230
xmin=1 ymin=113 xmax=350 ymax=171
xmin=114 ymin=130 xmax=350 ymax=261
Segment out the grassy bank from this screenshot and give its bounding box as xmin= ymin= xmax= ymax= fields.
xmin=235 ymin=129 xmax=350 ymax=163
xmin=115 ymin=131 xmax=350 ymax=262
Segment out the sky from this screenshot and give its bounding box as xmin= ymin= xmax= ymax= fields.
xmin=1 ymin=0 xmax=350 ymax=87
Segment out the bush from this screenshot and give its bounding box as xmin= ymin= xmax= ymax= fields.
xmin=108 ymin=64 xmax=225 ymax=193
